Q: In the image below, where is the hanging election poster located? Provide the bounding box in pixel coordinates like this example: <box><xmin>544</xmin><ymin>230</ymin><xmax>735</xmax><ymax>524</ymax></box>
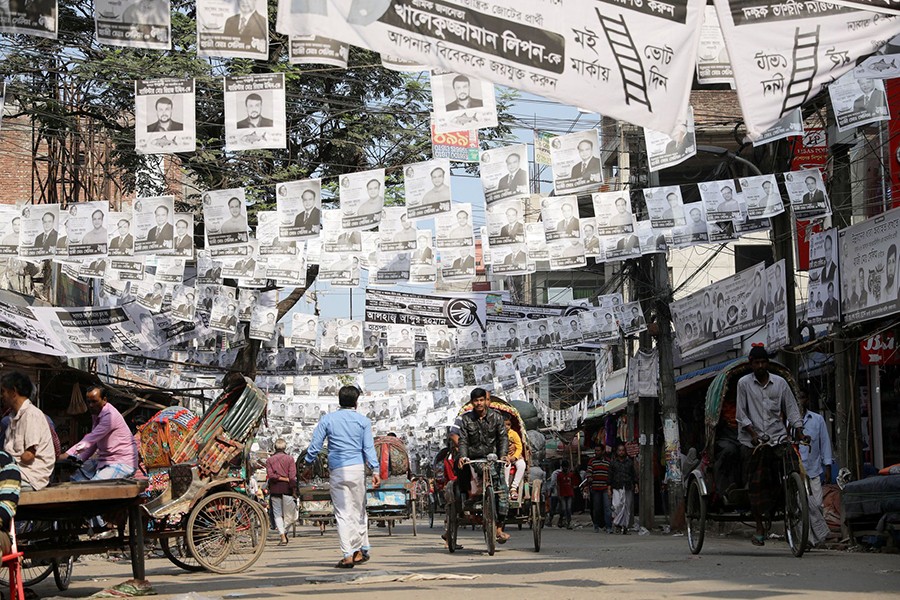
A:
<box><xmin>486</xmin><ymin>198</ymin><xmax>525</xmax><ymax>247</ymax></box>
<box><xmin>440</xmin><ymin>248</ymin><xmax>476</xmax><ymax>280</ymax></box>
<box><xmin>430</xmin><ymin>71</ymin><xmax>498</xmax><ymax>134</ymax></box>
<box><xmin>698</xmin><ymin>179</ymin><xmax>743</xmax><ymax>222</ymax></box>
<box><xmin>696</xmin><ymin>5</ymin><xmax>732</xmax><ymax>85</ymax></box>
<box><xmin>493</xmin><ymin>358</ymin><xmax>521</xmax><ymax>392</ymax></box>
<box><xmin>267</xmin><ymin>253</ymin><xmax>306</xmax><ymax>286</ymax></box>
<box><xmin>541</xmin><ymin>196</ymin><xmax>580</xmax><ymax>243</ymax></box>
<box><xmin>289</xmin><ymin>35</ymin><xmax>349</xmax><ymax>67</ymax></box>
<box><xmin>593</xmin><ymin>191</ymin><xmax>635</xmax><ymax>235</ymax></box>
<box><xmin>839</xmin><ymin>206</ymin><xmax>900</xmax><ymax>324</ymax></box>
<box><xmin>636</xmin><ymin>220</ymin><xmax>666</xmax><ymax>255</ymax></box>
<box><xmin>554</xmin><ymin>314</ymin><xmax>584</xmax><ymax>347</ymax></box>
<box><xmin>550</xmin><ymin>130</ymin><xmax>603</xmax><ymax>195</ymax></box>
<box><xmin>548</xmin><ymin>238</ymin><xmax>586</xmax><ymax>271</ymax></box>
<box><xmin>322</xmin><ymin>210</ymin><xmax>360</xmax><ymax>253</ymax></box>
<box><xmin>807</xmin><ymin>228</ymin><xmax>841</xmax><ymax>325</ymax></box>
<box><xmin>237</xmin><ymin>288</ymin><xmax>259</xmax><ymax>322</ymax></box>
<box><xmin>829</xmin><ymin>70</ymin><xmax>890</xmax><ymax>133</ymax></box>
<box><xmin>196</xmin><ymin>251</ymin><xmax>223</xmax><ymax>284</ymax></box>
<box><xmin>491</xmin><ymin>244</ymin><xmax>530</xmax><ymax>275</ymax></box>
<box><xmin>480</xmin><ymin>144</ymin><xmax>529</xmax><ymax>205</ymax></box>
<box><xmin>107</xmin><ymin>211</ymin><xmax>133</xmax><ymax>257</ymax></box>
<box><xmin>133</xmin><ymin>196</ymin><xmax>175</xmax><ymax>254</ymax></box>
<box><xmin>0</xmin><ymin>206</ymin><xmax>20</xmax><ymax>257</ymax></box>
<box><xmin>170</xmin><ymin>285</ymin><xmax>196</xmax><ymax>323</ymax></box>
<box><xmin>365</xmin><ymin>288</ymin><xmax>486</xmax><ymax>331</ymax></box>
<box><xmin>172</xmin><ymin>213</ymin><xmax>194</xmax><ymax>258</ymax></box>
<box><xmin>751</xmin><ymin>109</ymin><xmax>803</xmax><ymax>147</ymax></box>
<box><xmin>435</xmin><ymin>204</ymin><xmax>474</xmax><ymax>249</ymax></box>
<box><xmin>135</xmin><ymin>275</ymin><xmax>165</xmax><ymax>312</ymax></box>
<box><xmin>672</xmin><ymin>262</ymin><xmax>767</xmax><ymax>356</ymax></box>
<box><xmin>209</xmin><ymin>285</ymin><xmax>238</xmax><ymax>333</ymax></box>
<box><xmin>372</xmin><ymin>251</ymin><xmax>411</xmax><ymax>284</ymax></box>
<box><xmin>581</xmin><ymin>219</ymin><xmax>603</xmax><ymax>258</ymax></box>
<box><xmin>431</xmin><ymin>121</ymin><xmax>479</xmax><ymax>163</ymax></box>
<box><xmin>19</xmin><ymin>204</ymin><xmax>59</xmax><ymax>260</ymax></box>
<box><xmin>202</xmin><ymin>189</ymin><xmax>249</xmax><ymax>251</ymax></box>
<box><xmin>0</xmin><ymin>0</ymin><xmax>56</xmax><ymax>38</ymax></box>
<box><xmin>672</xmin><ymin>202</ymin><xmax>708</xmax><ymax>246</ymax></box>
<box><xmin>249</xmin><ymin>290</ymin><xmax>279</xmax><ymax>341</ymax></box>
<box><xmin>257</xmin><ymin>211</ymin><xmax>296</xmax><ymax>258</ymax></box>
<box><xmin>135</xmin><ymin>78</ymin><xmax>196</xmax><ymax>154</ymax></box>
<box><xmin>783</xmin><ymin>169</ymin><xmax>831</xmax><ymax>220</ymax></box>
<box><xmin>712</xmin><ymin>0</ymin><xmax>899</xmax><ymax>140</ymax></box>
<box><xmin>644</xmin><ymin>186</ymin><xmax>686</xmax><ymax>229</ymax></box>
<box><xmin>386</xmin><ymin>325</ymin><xmax>415</xmax><ymax>362</ymax></box>
<box><xmin>404</xmin><ymin>158</ymin><xmax>453</xmax><ymax>220</ymax></box>
<box><xmin>291</xmin><ymin>314</ymin><xmax>319</xmax><ymax>350</ymax></box>
<box><xmin>380</xmin><ymin>54</ymin><xmax>429</xmax><ymax>72</ymax></box>
<box><xmin>223</xmin><ymin>73</ymin><xmax>286</xmax><ymax>151</ymax></box>
<box><xmin>534</xmin><ymin>131</ymin><xmax>554</xmax><ymax>166</ymax></box>
<box><xmin>277</xmin><ymin>179</ymin><xmax>321</xmax><ymax>240</ymax></box>
<box><xmin>644</xmin><ymin>106</ymin><xmax>697</xmax><ymax>172</ymax></box>
<box><xmin>707</xmin><ymin>220</ymin><xmax>738</xmax><ymax>243</ymax></box>
<box><xmin>766</xmin><ymin>259</ymin><xmax>789</xmax><ymax>349</ymax></box>
<box><xmin>602</xmin><ymin>230</ymin><xmax>641</xmax><ymax>261</ymax></box>
<box><xmin>155</xmin><ymin>256</ymin><xmax>185</xmax><ymax>284</ymax></box>
<box><xmin>525</xmin><ymin>222</ymin><xmax>549</xmax><ymax>262</ymax></box>
<box><xmin>620</xmin><ymin>301</ymin><xmax>648</xmax><ymax>337</ymax></box>
<box><xmin>426</xmin><ymin>325</ymin><xmax>454</xmax><ymax>360</ymax></box>
<box><xmin>380</xmin><ymin>207</ymin><xmax>417</xmax><ymax>252</ymax></box>
<box><xmin>94</xmin><ymin>0</ymin><xmax>170</xmax><ymax>49</ymax></box>
<box><xmin>110</xmin><ymin>255</ymin><xmax>144</xmax><ymax>282</ymax></box>
<box><xmin>739</xmin><ymin>174</ymin><xmax>784</xmax><ymax>219</ymax></box>
<box><xmin>339</xmin><ymin>168</ymin><xmax>385</xmax><ymax>231</ymax></box>
<box><xmin>275</xmin><ymin>0</ymin><xmax>706</xmax><ymax>136</ymax></box>
<box><xmin>197</xmin><ymin>0</ymin><xmax>268</xmax><ymax>60</ymax></box>
<box><xmin>319</xmin><ymin>252</ymin><xmax>360</xmax><ymax>287</ymax></box>
<box><xmin>457</xmin><ymin>326</ymin><xmax>483</xmax><ymax>359</ymax></box>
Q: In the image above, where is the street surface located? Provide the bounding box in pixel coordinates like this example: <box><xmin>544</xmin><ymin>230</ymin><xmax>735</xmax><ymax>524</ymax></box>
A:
<box><xmin>36</xmin><ymin>520</ymin><xmax>899</xmax><ymax>600</ymax></box>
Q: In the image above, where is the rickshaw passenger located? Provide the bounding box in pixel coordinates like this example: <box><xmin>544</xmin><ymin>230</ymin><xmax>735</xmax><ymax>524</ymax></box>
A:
<box><xmin>714</xmin><ymin>393</ymin><xmax>743</xmax><ymax>496</ymax></box>
<box><xmin>736</xmin><ymin>345</ymin><xmax>805</xmax><ymax>547</ymax></box>
<box><xmin>457</xmin><ymin>388</ymin><xmax>511</xmax><ymax>544</ymax></box>
<box><xmin>503</xmin><ymin>416</ymin><xmax>526</xmax><ymax>501</ymax></box>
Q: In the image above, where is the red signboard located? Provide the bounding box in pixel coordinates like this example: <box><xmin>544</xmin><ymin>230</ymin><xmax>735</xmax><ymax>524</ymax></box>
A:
<box><xmin>888</xmin><ymin>79</ymin><xmax>900</xmax><ymax>209</ymax></box>
<box><xmin>860</xmin><ymin>331</ymin><xmax>900</xmax><ymax>365</ymax></box>
<box><xmin>790</xmin><ymin>129</ymin><xmax>828</xmax><ymax>271</ymax></box>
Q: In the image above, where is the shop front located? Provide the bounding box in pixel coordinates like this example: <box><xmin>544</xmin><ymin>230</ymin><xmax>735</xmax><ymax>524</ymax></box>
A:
<box><xmin>859</xmin><ymin>329</ymin><xmax>900</xmax><ymax>470</ymax></box>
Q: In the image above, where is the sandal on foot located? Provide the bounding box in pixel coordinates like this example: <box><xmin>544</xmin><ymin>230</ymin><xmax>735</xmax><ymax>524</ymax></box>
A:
<box><xmin>353</xmin><ymin>551</ymin><xmax>370</xmax><ymax>564</ymax></box>
<box><xmin>335</xmin><ymin>559</ymin><xmax>355</xmax><ymax>568</ymax></box>
<box><xmin>496</xmin><ymin>532</ymin><xmax>510</xmax><ymax>544</ymax></box>
<box><xmin>751</xmin><ymin>535</ymin><xmax>765</xmax><ymax>546</ymax></box>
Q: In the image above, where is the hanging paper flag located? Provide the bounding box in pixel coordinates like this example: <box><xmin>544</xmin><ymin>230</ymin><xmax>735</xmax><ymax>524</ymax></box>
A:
<box><xmin>828</xmin><ymin>70</ymin><xmax>890</xmax><ymax>133</ymax></box>
<box><xmin>696</xmin><ymin>5</ymin><xmax>733</xmax><ymax>85</ymax></box>
<box><xmin>430</xmin><ymin>71</ymin><xmax>498</xmax><ymax>134</ymax></box>
<box><xmin>172</xmin><ymin>213</ymin><xmax>194</xmax><ymax>258</ymax></box>
<box><xmin>644</xmin><ymin>106</ymin><xmax>697</xmax><ymax>172</ymax></box>
<box><xmin>480</xmin><ymin>144</ymin><xmax>529</xmax><ymax>205</ymax></box>
<box><xmin>197</xmin><ymin>0</ymin><xmax>269</xmax><ymax>60</ymax></box>
<box><xmin>133</xmin><ymin>196</ymin><xmax>175</xmax><ymax>254</ymax></box>
<box><xmin>550</xmin><ymin>130</ymin><xmax>603</xmax><ymax>195</ymax></box>
<box><xmin>339</xmin><ymin>168</ymin><xmax>386</xmax><ymax>231</ymax></box>
<box><xmin>277</xmin><ymin>179</ymin><xmax>322</xmax><ymax>240</ymax></box>
<box><xmin>713</xmin><ymin>0</ymin><xmax>899</xmax><ymax>140</ymax></box>
<box><xmin>289</xmin><ymin>35</ymin><xmax>349</xmax><ymax>67</ymax></box>
<box><xmin>0</xmin><ymin>0</ymin><xmax>57</xmax><ymax>38</ymax></box>
<box><xmin>95</xmin><ymin>0</ymin><xmax>171</xmax><ymax>49</ymax></box>
<box><xmin>202</xmin><ymin>188</ymin><xmax>250</xmax><ymax>251</ymax></box>
<box><xmin>135</xmin><ymin>78</ymin><xmax>196</xmax><ymax>155</ymax></box>
<box><xmin>19</xmin><ymin>204</ymin><xmax>60</xmax><ymax>260</ymax></box>
<box><xmin>224</xmin><ymin>73</ymin><xmax>286</xmax><ymax>151</ymax></box>
<box><xmin>404</xmin><ymin>158</ymin><xmax>452</xmax><ymax>220</ymax></box>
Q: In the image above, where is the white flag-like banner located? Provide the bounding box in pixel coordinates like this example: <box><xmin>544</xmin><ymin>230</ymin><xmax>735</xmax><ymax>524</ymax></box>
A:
<box><xmin>713</xmin><ymin>0</ymin><xmax>900</xmax><ymax>140</ymax></box>
<box><xmin>276</xmin><ymin>0</ymin><xmax>706</xmax><ymax>135</ymax></box>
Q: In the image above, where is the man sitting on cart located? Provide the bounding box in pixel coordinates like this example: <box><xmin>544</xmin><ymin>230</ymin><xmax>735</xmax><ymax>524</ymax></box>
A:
<box><xmin>457</xmin><ymin>388</ymin><xmax>511</xmax><ymax>544</ymax></box>
<box><xmin>736</xmin><ymin>344</ymin><xmax>805</xmax><ymax>547</ymax></box>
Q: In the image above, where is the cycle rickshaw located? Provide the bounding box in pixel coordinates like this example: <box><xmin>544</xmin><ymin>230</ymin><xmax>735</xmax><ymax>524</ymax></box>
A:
<box><xmin>444</xmin><ymin>396</ymin><xmax>543</xmax><ymax>555</ymax></box>
<box><xmin>683</xmin><ymin>359</ymin><xmax>811</xmax><ymax>557</ymax></box>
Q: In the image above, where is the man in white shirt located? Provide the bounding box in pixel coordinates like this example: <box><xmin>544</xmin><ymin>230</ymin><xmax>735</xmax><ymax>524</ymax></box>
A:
<box><xmin>1</xmin><ymin>372</ymin><xmax>54</xmax><ymax>490</ymax></box>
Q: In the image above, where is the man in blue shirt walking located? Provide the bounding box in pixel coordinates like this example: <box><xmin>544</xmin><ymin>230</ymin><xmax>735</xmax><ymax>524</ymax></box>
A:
<box><xmin>798</xmin><ymin>389</ymin><xmax>833</xmax><ymax>547</ymax></box>
<box><xmin>304</xmin><ymin>386</ymin><xmax>381</xmax><ymax>568</ymax></box>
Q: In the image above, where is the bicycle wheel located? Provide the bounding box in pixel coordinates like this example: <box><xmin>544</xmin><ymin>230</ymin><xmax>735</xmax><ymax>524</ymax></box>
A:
<box><xmin>186</xmin><ymin>491</ymin><xmax>267</xmax><ymax>574</ymax></box>
<box><xmin>0</xmin><ymin>522</ymin><xmax>53</xmax><ymax>587</ymax></box>
<box><xmin>531</xmin><ymin>480</ymin><xmax>542</xmax><ymax>552</ymax></box>
<box><xmin>483</xmin><ymin>484</ymin><xmax>496</xmax><ymax>556</ymax></box>
<box><xmin>428</xmin><ymin>491</ymin><xmax>436</xmax><ymax>529</ymax></box>
<box><xmin>686</xmin><ymin>478</ymin><xmax>706</xmax><ymax>555</ymax></box>
<box><xmin>784</xmin><ymin>472</ymin><xmax>809</xmax><ymax>557</ymax></box>
<box><xmin>161</xmin><ymin>534</ymin><xmax>204</xmax><ymax>572</ymax></box>
<box><xmin>52</xmin><ymin>555</ymin><xmax>74</xmax><ymax>590</ymax></box>
<box><xmin>446</xmin><ymin>483</ymin><xmax>459</xmax><ymax>554</ymax></box>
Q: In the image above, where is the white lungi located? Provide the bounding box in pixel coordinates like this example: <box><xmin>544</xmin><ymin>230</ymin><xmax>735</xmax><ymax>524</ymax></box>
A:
<box><xmin>612</xmin><ymin>488</ymin><xmax>633</xmax><ymax>528</ymax></box>
<box><xmin>807</xmin><ymin>476</ymin><xmax>830</xmax><ymax>545</ymax></box>
<box><xmin>330</xmin><ymin>463</ymin><xmax>369</xmax><ymax>558</ymax></box>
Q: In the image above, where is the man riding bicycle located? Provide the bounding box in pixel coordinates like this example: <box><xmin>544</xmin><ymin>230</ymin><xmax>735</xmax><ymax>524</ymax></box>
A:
<box><xmin>456</xmin><ymin>388</ymin><xmax>511</xmax><ymax>544</ymax></box>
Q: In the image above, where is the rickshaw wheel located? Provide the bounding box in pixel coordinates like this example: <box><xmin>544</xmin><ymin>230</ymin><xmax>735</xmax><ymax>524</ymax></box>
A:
<box><xmin>161</xmin><ymin>534</ymin><xmax>204</xmax><ymax>572</ymax></box>
<box><xmin>186</xmin><ymin>491</ymin><xmax>267</xmax><ymax>574</ymax></box>
<box><xmin>483</xmin><ymin>483</ymin><xmax>496</xmax><ymax>556</ymax></box>
<box><xmin>686</xmin><ymin>478</ymin><xmax>706</xmax><ymax>555</ymax></box>
<box><xmin>446</xmin><ymin>483</ymin><xmax>459</xmax><ymax>554</ymax></box>
<box><xmin>52</xmin><ymin>555</ymin><xmax>74</xmax><ymax>590</ymax></box>
<box><xmin>531</xmin><ymin>501</ymin><xmax>542</xmax><ymax>552</ymax></box>
<box><xmin>784</xmin><ymin>472</ymin><xmax>809</xmax><ymax>557</ymax></box>
<box><xmin>428</xmin><ymin>492</ymin><xmax>436</xmax><ymax>529</ymax></box>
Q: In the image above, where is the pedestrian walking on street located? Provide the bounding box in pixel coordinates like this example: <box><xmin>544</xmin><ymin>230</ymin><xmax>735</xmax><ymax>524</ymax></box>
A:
<box><xmin>609</xmin><ymin>442</ymin><xmax>638</xmax><ymax>534</ymax></box>
<box><xmin>547</xmin><ymin>463</ymin><xmax>562</xmax><ymax>526</ymax></box>
<box><xmin>556</xmin><ymin>460</ymin><xmax>576</xmax><ymax>529</ymax></box>
<box><xmin>265</xmin><ymin>437</ymin><xmax>297</xmax><ymax>546</ymax></box>
<box><xmin>798</xmin><ymin>389</ymin><xmax>833</xmax><ymax>547</ymax></box>
<box><xmin>303</xmin><ymin>385</ymin><xmax>381</xmax><ymax>568</ymax></box>
<box><xmin>587</xmin><ymin>445</ymin><xmax>612</xmax><ymax>532</ymax></box>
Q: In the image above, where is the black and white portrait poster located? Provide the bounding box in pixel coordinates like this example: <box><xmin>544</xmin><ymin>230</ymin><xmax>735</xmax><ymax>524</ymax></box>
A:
<box><xmin>707</xmin><ymin>219</ymin><xmax>737</xmax><ymax>244</ymax></box>
<box><xmin>486</xmin><ymin>198</ymin><xmax>525</xmax><ymax>247</ymax></box>
<box><xmin>593</xmin><ymin>192</ymin><xmax>635</xmax><ymax>235</ymax></box>
<box><xmin>698</xmin><ymin>179</ymin><xmax>743</xmax><ymax>222</ymax></box>
<box><xmin>289</xmin><ymin>35</ymin><xmax>349</xmax><ymax>67</ymax></box>
<box><xmin>133</xmin><ymin>195</ymin><xmax>175</xmax><ymax>254</ymax></box>
<box><xmin>602</xmin><ymin>229</ymin><xmax>641</xmax><ymax>261</ymax></box>
<box><xmin>237</xmin><ymin>288</ymin><xmax>259</xmax><ymax>322</ymax></box>
<box><xmin>445</xmin><ymin>365</ymin><xmax>465</xmax><ymax>387</ymax></box>
<box><xmin>418</xmin><ymin>366</ymin><xmax>441</xmax><ymax>391</ymax></box>
<box><xmin>751</xmin><ymin>109</ymin><xmax>803</xmax><ymax>147</ymax></box>
<box><xmin>404</xmin><ymin>158</ymin><xmax>452</xmax><ymax>220</ymax></box>
<box><xmin>839</xmin><ymin>206</ymin><xmax>900</xmax><ymax>324</ymax></box>
<box><xmin>196</xmin><ymin>251</ymin><xmax>223</xmax><ymax>284</ymax></box>
<box><xmin>765</xmin><ymin>259</ymin><xmax>789</xmax><ymax>350</ymax></box>
<box><xmin>426</xmin><ymin>325</ymin><xmax>454</xmax><ymax>360</ymax></box>
<box><xmin>170</xmin><ymin>284</ymin><xmax>196</xmax><ymax>323</ymax></box>
<box><xmin>0</xmin><ymin>0</ymin><xmax>56</xmax><ymax>38</ymax></box>
<box><xmin>221</xmin><ymin>243</ymin><xmax>257</xmax><ymax>279</ymax></box>
<box><xmin>644</xmin><ymin>106</ymin><xmax>696</xmax><ymax>172</ymax></box>
<box><xmin>267</xmin><ymin>253</ymin><xmax>306</xmax><ymax>286</ymax></box>
<box><xmin>829</xmin><ymin>70</ymin><xmax>889</xmax><ymax>133</ymax></box>
<box><xmin>387</xmin><ymin>371</ymin><xmax>409</xmax><ymax>395</ymax></box>
<box><xmin>64</xmin><ymin>202</ymin><xmax>108</xmax><ymax>258</ymax></box>
<box><xmin>321</xmin><ymin>210</ymin><xmax>361</xmax><ymax>253</ymax></box>
<box><xmin>339</xmin><ymin>168</ymin><xmax>385</xmax><ymax>231</ymax></box>
<box><xmin>480</xmin><ymin>144</ymin><xmax>529</xmax><ymax>205</ymax></box>
<box><xmin>134</xmin><ymin>78</ymin><xmax>196</xmax><ymax>154</ymax></box>
<box><xmin>620</xmin><ymin>301</ymin><xmax>647</xmax><ymax>336</ymax></box>
<box><xmin>135</xmin><ymin>275</ymin><xmax>165</xmax><ymax>313</ymax></box>
<box><xmin>739</xmin><ymin>174</ymin><xmax>784</xmax><ymax>219</ymax></box>
<box><xmin>319</xmin><ymin>252</ymin><xmax>360</xmax><ymax>287</ymax></box>
<box><xmin>525</xmin><ymin>222</ymin><xmax>549</xmax><ymax>263</ymax></box>
<box><xmin>440</xmin><ymin>248</ymin><xmax>476</xmax><ymax>281</ymax></box>
<box><xmin>410</xmin><ymin>232</ymin><xmax>436</xmax><ymax>284</ymax></box>
<box><xmin>257</xmin><ymin>211</ymin><xmax>296</xmax><ymax>258</ymax></box>
<box><xmin>696</xmin><ymin>5</ymin><xmax>732</xmax><ymax>85</ymax></box>
<box><xmin>202</xmin><ymin>188</ymin><xmax>249</xmax><ymax>250</ymax></box>
<box><xmin>457</xmin><ymin>326</ymin><xmax>483</xmax><ymax>359</ymax></box>
<box><xmin>672</xmin><ymin>202</ymin><xmax>709</xmax><ymax>246</ymax></box>
<box><xmin>106</xmin><ymin>211</ymin><xmax>133</xmax><ymax>257</ymax></box>
<box><xmin>291</xmin><ymin>313</ymin><xmax>318</xmax><ymax>350</ymax></box>
<box><xmin>548</xmin><ymin>237</ymin><xmax>586</xmax><ymax>271</ymax></box>
<box><xmin>485</xmin><ymin>322</ymin><xmax>507</xmax><ymax>355</ymax></box>
<box><xmin>491</xmin><ymin>244</ymin><xmax>531</xmax><ymax>275</ymax></box>
<box><xmin>430</xmin><ymin>71</ymin><xmax>498</xmax><ymax>134</ymax></box>
<box><xmin>277</xmin><ymin>179</ymin><xmax>321</xmax><ymax>240</ymax></box>
<box><xmin>223</xmin><ymin>73</ymin><xmax>286</xmax><ymax>151</ymax></box>
<box><xmin>581</xmin><ymin>219</ymin><xmax>603</xmax><ymax>259</ymax></box>
<box><xmin>379</xmin><ymin>207</ymin><xmax>417</xmax><ymax>252</ymax></box>
<box><xmin>94</xmin><ymin>0</ymin><xmax>171</xmax><ymax>49</ymax></box>
<box><xmin>435</xmin><ymin>204</ymin><xmax>474</xmax><ymax>249</ymax></box>
<box><xmin>473</xmin><ymin>363</ymin><xmax>493</xmax><ymax>389</ymax></box>
<box><xmin>19</xmin><ymin>204</ymin><xmax>60</xmax><ymax>259</ymax></box>
<box><xmin>171</xmin><ymin>213</ymin><xmax>194</xmax><ymax>258</ymax></box>
<box><xmin>550</xmin><ymin>130</ymin><xmax>603</xmax><ymax>195</ymax></box>
<box><xmin>372</xmin><ymin>251</ymin><xmax>410</xmax><ymax>285</ymax></box>
<box><xmin>644</xmin><ymin>186</ymin><xmax>686</xmax><ymax>228</ymax></box>
<box><xmin>155</xmin><ymin>255</ymin><xmax>185</xmax><ymax>284</ymax></box>
<box><xmin>0</xmin><ymin>206</ymin><xmax>20</xmax><ymax>257</ymax></box>
<box><xmin>249</xmin><ymin>291</ymin><xmax>278</xmax><ymax>342</ymax></box>
<box><xmin>386</xmin><ymin>324</ymin><xmax>415</xmax><ymax>362</ymax></box>
<box><xmin>554</xmin><ymin>314</ymin><xmax>584</xmax><ymax>347</ymax></box>
<box><xmin>636</xmin><ymin>220</ymin><xmax>665</xmax><ymax>255</ymax></box>
<box><xmin>208</xmin><ymin>285</ymin><xmax>238</xmax><ymax>333</ymax></box>
<box><xmin>783</xmin><ymin>169</ymin><xmax>830</xmax><ymax>220</ymax></box>
<box><xmin>197</xmin><ymin>0</ymin><xmax>269</xmax><ymax>60</ymax></box>
<box><xmin>807</xmin><ymin>228</ymin><xmax>841</xmax><ymax>325</ymax></box>
<box><xmin>493</xmin><ymin>357</ymin><xmax>520</xmax><ymax>392</ymax></box>
<box><xmin>541</xmin><ymin>196</ymin><xmax>580</xmax><ymax>243</ymax></box>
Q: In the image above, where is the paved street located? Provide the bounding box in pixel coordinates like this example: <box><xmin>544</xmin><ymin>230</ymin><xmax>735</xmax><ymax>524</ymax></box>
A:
<box><xmin>33</xmin><ymin>520</ymin><xmax>900</xmax><ymax>600</ymax></box>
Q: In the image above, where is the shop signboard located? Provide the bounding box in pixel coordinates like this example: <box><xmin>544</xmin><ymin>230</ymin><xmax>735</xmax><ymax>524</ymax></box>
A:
<box><xmin>859</xmin><ymin>331</ymin><xmax>900</xmax><ymax>366</ymax></box>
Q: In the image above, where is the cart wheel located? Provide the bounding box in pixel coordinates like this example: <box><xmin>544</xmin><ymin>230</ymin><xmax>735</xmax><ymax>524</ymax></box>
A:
<box><xmin>52</xmin><ymin>554</ymin><xmax>74</xmax><ymax>591</ymax></box>
<box><xmin>785</xmin><ymin>472</ymin><xmax>809</xmax><ymax>558</ymax></box>
<box><xmin>446</xmin><ymin>483</ymin><xmax>459</xmax><ymax>554</ymax></box>
<box><xmin>531</xmin><ymin>501</ymin><xmax>542</xmax><ymax>552</ymax></box>
<box><xmin>686</xmin><ymin>478</ymin><xmax>707</xmax><ymax>555</ymax></box>
<box><xmin>186</xmin><ymin>491</ymin><xmax>267</xmax><ymax>574</ymax></box>
<box><xmin>412</xmin><ymin>497</ymin><xmax>418</xmax><ymax>537</ymax></box>
<box><xmin>428</xmin><ymin>492</ymin><xmax>436</xmax><ymax>529</ymax></box>
<box><xmin>0</xmin><ymin>521</ymin><xmax>54</xmax><ymax>588</ymax></box>
<box><xmin>483</xmin><ymin>483</ymin><xmax>496</xmax><ymax>556</ymax></box>
<box><xmin>161</xmin><ymin>534</ymin><xmax>204</xmax><ymax>572</ymax></box>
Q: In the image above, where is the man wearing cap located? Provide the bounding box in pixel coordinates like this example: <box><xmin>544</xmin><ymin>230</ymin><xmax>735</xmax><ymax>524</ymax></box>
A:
<box><xmin>736</xmin><ymin>345</ymin><xmax>805</xmax><ymax>547</ymax></box>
